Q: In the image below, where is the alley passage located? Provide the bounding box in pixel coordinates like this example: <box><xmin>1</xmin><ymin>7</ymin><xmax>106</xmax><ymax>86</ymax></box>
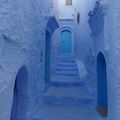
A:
<box><xmin>38</xmin><ymin>54</ymin><xmax>107</xmax><ymax>120</ymax></box>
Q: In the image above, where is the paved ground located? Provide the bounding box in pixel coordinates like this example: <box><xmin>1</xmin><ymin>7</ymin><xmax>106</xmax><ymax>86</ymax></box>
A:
<box><xmin>39</xmin><ymin>104</ymin><xmax>107</xmax><ymax>120</ymax></box>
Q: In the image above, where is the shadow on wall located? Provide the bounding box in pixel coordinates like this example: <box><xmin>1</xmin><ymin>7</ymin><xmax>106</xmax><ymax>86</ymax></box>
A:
<box><xmin>96</xmin><ymin>52</ymin><xmax>108</xmax><ymax>117</ymax></box>
<box><xmin>11</xmin><ymin>65</ymin><xmax>29</xmax><ymax>120</ymax></box>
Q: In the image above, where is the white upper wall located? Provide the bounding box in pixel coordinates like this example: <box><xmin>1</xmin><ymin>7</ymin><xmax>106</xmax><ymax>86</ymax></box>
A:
<box><xmin>54</xmin><ymin>0</ymin><xmax>96</xmax><ymax>20</ymax></box>
<box><xmin>58</xmin><ymin>0</ymin><xmax>77</xmax><ymax>19</ymax></box>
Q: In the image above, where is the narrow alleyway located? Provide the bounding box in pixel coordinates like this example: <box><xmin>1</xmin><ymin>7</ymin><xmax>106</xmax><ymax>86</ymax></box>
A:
<box><xmin>39</xmin><ymin>53</ymin><xmax>107</xmax><ymax>120</ymax></box>
<box><xmin>38</xmin><ymin>75</ymin><xmax>107</xmax><ymax>120</ymax></box>
<box><xmin>1</xmin><ymin>0</ymin><xmax>119</xmax><ymax>120</ymax></box>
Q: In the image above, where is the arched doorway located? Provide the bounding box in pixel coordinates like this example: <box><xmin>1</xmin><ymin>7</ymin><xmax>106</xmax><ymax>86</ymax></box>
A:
<box><xmin>60</xmin><ymin>30</ymin><xmax>72</xmax><ymax>53</ymax></box>
<box><xmin>45</xmin><ymin>30</ymin><xmax>51</xmax><ymax>83</ymax></box>
<box><xmin>44</xmin><ymin>17</ymin><xmax>59</xmax><ymax>83</ymax></box>
<box><xmin>11</xmin><ymin>66</ymin><xmax>28</xmax><ymax>120</ymax></box>
<box><xmin>96</xmin><ymin>52</ymin><xmax>108</xmax><ymax>117</ymax></box>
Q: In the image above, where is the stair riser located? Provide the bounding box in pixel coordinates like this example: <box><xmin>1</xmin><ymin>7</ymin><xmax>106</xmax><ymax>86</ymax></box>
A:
<box><xmin>55</xmin><ymin>73</ymin><xmax>78</xmax><ymax>76</ymax></box>
<box><xmin>57</xmin><ymin>64</ymin><xmax>77</xmax><ymax>67</ymax></box>
<box><xmin>49</xmin><ymin>81</ymin><xmax>85</xmax><ymax>87</ymax></box>
<box><xmin>55</xmin><ymin>71</ymin><xmax>78</xmax><ymax>74</ymax></box>
<box><xmin>56</xmin><ymin>68</ymin><xmax>78</xmax><ymax>71</ymax></box>
<box><xmin>42</xmin><ymin>96</ymin><xmax>95</xmax><ymax>106</ymax></box>
<box><xmin>58</xmin><ymin>60</ymin><xmax>76</xmax><ymax>63</ymax></box>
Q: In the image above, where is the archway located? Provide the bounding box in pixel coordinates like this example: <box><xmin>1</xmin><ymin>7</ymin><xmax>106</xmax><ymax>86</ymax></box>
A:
<box><xmin>44</xmin><ymin>17</ymin><xmax>59</xmax><ymax>83</ymax></box>
<box><xmin>45</xmin><ymin>30</ymin><xmax>51</xmax><ymax>83</ymax></box>
<box><xmin>11</xmin><ymin>66</ymin><xmax>28</xmax><ymax>120</ymax></box>
<box><xmin>96</xmin><ymin>52</ymin><xmax>108</xmax><ymax>117</ymax></box>
<box><xmin>60</xmin><ymin>30</ymin><xmax>72</xmax><ymax>53</ymax></box>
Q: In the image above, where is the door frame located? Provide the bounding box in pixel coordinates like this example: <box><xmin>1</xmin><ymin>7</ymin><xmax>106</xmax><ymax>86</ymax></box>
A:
<box><xmin>59</xmin><ymin>26</ymin><xmax>74</xmax><ymax>54</ymax></box>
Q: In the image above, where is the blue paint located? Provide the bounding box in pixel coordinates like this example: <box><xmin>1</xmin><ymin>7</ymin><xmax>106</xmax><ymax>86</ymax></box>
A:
<box><xmin>11</xmin><ymin>66</ymin><xmax>28</xmax><ymax>120</ymax></box>
<box><xmin>97</xmin><ymin>52</ymin><xmax>108</xmax><ymax>108</ymax></box>
<box><xmin>44</xmin><ymin>17</ymin><xmax>59</xmax><ymax>83</ymax></box>
<box><xmin>60</xmin><ymin>30</ymin><xmax>72</xmax><ymax>53</ymax></box>
<box><xmin>45</xmin><ymin>30</ymin><xmax>51</xmax><ymax>83</ymax></box>
<box><xmin>47</xmin><ymin>17</ymin><xmax>59</xmax><ymax>34</ymax></box>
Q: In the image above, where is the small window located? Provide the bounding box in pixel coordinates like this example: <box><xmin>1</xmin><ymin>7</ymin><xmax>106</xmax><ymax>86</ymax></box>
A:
<box><xmin>66</xmin><ymin>0</ymin><xmax>72</xmax><ymax>6</ymax></box>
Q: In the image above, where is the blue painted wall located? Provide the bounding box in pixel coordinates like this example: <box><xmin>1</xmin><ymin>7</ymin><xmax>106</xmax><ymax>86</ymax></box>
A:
<box><xmin>0</xmin><ymin>0</ymin><xmax>59</xmax><ymax>120</ymax></box>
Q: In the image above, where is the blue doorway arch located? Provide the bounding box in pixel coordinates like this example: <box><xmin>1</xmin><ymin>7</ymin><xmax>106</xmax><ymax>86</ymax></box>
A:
<box><xmin>60</xmin><ymin>30</ymin><xmax>72</xmax><ymax>53</ymax></box>
<box><xmin>97</xmin><ymin>52</ymin><xmax>108</xmax><ymax>117</ymax></box>
<box><xmin>44</xmin><ymin>17</ymin><xmax>59</xmax><ymax>83</ymax></box>
<box><xmin>45</xmin><ymin>30</ymin><xmax>51</xmax><ymax>83</ymax></box>
<box><xmin>11</xmin><ymin>66</ymin><xmax>28</xmax><ymax>120</ymax></box>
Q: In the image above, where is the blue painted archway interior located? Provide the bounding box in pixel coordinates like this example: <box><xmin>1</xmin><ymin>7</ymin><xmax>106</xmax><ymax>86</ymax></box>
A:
<box><xmin>11</xmin><ymin>66</ymin><xmax>28</xmax><ymax>120</ymax></box>
<box><xmin>97</xmin><ymin>52</ymin><xmax>108</xmax><ymax>117</ymax></box>
<box><xmin>45</xmin><ymin>30</ymin><xmax>51</xmax><ymax>83</ymax></box>
<box><xmin>44</xmin><ymin>17</ymin><xmax>59</xmax><ymax>83</ymax></box>
<box><xmin>60</xmin><ymin>30</ymin><xmax>72</xmax><ymax>53</ymax></box>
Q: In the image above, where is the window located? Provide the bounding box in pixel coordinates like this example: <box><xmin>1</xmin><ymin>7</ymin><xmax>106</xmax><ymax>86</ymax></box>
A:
<box><xmin>66</xmin><ymin>0</ymin><xmax>72</xmax><ymax>6</ymax></box>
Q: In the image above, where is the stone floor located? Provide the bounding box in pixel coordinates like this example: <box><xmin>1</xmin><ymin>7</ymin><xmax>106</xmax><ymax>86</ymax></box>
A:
<box><xmin>38</xmin><ymin>83</ymin><xmax>107</xmax><ymax>120</ymax></box>
<box><xmin>38</xmin><ymin>104</ymin><xmax>107</xmax><ymax>120</ymax></box>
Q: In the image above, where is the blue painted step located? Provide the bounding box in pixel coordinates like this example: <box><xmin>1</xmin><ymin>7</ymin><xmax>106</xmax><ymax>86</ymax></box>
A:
<box><xmin>42</xmin><ymin>96</ymin><xmax>95</xmax><ymax>106</ymax></box>
<box><xmin>56</xmin><ymin>68</ymin><xmax>78</xmax><ymax>72</ymax></box>
<box><xmin>55</xmin><ymin>71</ymin><xmax>78</xmax><ymax>76</ymax></box>
<box><xmin>57</xmin><ymin>62</ymin><xmax>77</xmax><ymax>65</ymax></box>
<box><xmin>42</xmin><ymin>85</ymin><xmax>95</xmax><ymax>106</ymax></box>
<box><xmin>50</xmin><ymin>81</ymin><xmax>85</xmax><ymax>87</ymax></box>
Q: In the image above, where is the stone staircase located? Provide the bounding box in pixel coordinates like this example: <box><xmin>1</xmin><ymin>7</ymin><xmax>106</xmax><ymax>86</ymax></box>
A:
<box><xmin>55</xmin><ymin>55</ymin><xmax>78</xmax><ymax>76</ymax></box>
<box><xmin>42</xmin><ymin>55</ymin><xmax>94</xmax><ymax>106</ymax></box>
<box><xmin>51</xmin><ymin>55</ymin><xmax>80</xmax><ymax>83</ymax></box>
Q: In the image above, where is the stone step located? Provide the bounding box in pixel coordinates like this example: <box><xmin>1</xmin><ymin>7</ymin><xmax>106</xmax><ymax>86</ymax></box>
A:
<box><xmin>57</xmin><ymin>62</ymin><xmax>77</xmax><ymax>67</ymax></box>
<box><xmin>58</xmin><ymin>59</ymin><xmax>75</xmax><ymax>62</ymax></box>
<box><xmin>50</xmin><ymin>81</ymin><xmax>85</xmax><ymax>87</ymax></box>
<box><xmin>56</xmin><ymin>63</ymin><xmax>77</xmax><ymax>67</ymax></box>
<box><xmin>44</xmin><ymin>86</ymin><xmax>88</xmax><ymax>98</ymax></box>
<box><xmin>56</xmin><ymin>68</ymin><xmax>78</xmax><ymax>72</ymax></box>
<box><xmin>56</xmin><ymin>65</ymin><xmax>77</xmax><ymax>69</ymax></box>
<box><xmin>51</xmin><ymin>75</ymin><xmax>80</xmax><ymax>83</ymax></box>
<box><xmin>42</xmin><ymin>85</ymin><xmax>94</xmax><ymax>105</ymax></box>
<box><xmin>42</xmin><ymin>96</ymin><xmax>95</xmax><ymax>106</ymax></box>
<box><xmin>55</xmin><ymin>70</ymin><xmax>78</xmax><ymax>75</ymax></box>
<box><xmin>57</xmin><ymin>55</ymin><xmax>76</xmax><ymax>59</ymax></box>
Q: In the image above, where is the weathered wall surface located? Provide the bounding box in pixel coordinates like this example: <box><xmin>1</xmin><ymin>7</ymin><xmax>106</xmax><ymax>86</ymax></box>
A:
<box><xmin>106</xmin><ymin>0</ymin><xmax>120</xmax><ymax>119</ymax></box>
<box><xmin>0</xmin><ymin>0</ymin><xmax>50</xmax><ymax>120</ymax></box>
<box><xmin>90</xmin><ymin>0</ymin><xmax>120</xmax><ymax>119</ymax></box>
<box><xmin>74</xmin><ymin>0</ymin><xmax>96</xmax><ymax>99</ymax></box>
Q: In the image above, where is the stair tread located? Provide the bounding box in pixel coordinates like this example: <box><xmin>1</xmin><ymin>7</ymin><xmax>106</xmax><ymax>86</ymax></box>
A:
<box><xmin>42</xmin><ymin>86</ymin><xmax>94</xmax><ymax>105</ymax></box>
<box><xmin>56</xmin><ymin>65</ymin><xmax>78</xmax><ymax>68</ymax></box>
<box><xmin>51</xmin><ymin>75</ymin><xmax>80</xmax><ymax>83</ymax></box>
<box><xmin>44</xmin><ymin>86</ymin><xmax>89</xmax><ymax>99</ymax></box>
<box><xmin>57</xmin><ymin>62</ymin><xmax>76</xmax><ymax>65</ymax></box>
<box><xmin>54</xmin><ymin>55</ymin><xmax>79</xmax><ymax>80</ymax></box>
<box><xmin>56</xmin><ymin>70</ymin><xmax>78</xmax><ymax>73</ymax></box>
<box><xmin>55</xmin><ymin>72</ymin><xmax>78</xmax><ymax>75</ymax></box>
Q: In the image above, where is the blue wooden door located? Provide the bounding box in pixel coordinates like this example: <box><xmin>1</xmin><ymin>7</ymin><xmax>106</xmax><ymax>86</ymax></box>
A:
<box><xmin>97</xmin><ymin>53</ymin><xmax>108</xmax><ymax>109</ymax></box>
<box><xmin>60</xmin><ymin>30</ymin><xmax>72</xmax><ymax>53</ymax></box>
